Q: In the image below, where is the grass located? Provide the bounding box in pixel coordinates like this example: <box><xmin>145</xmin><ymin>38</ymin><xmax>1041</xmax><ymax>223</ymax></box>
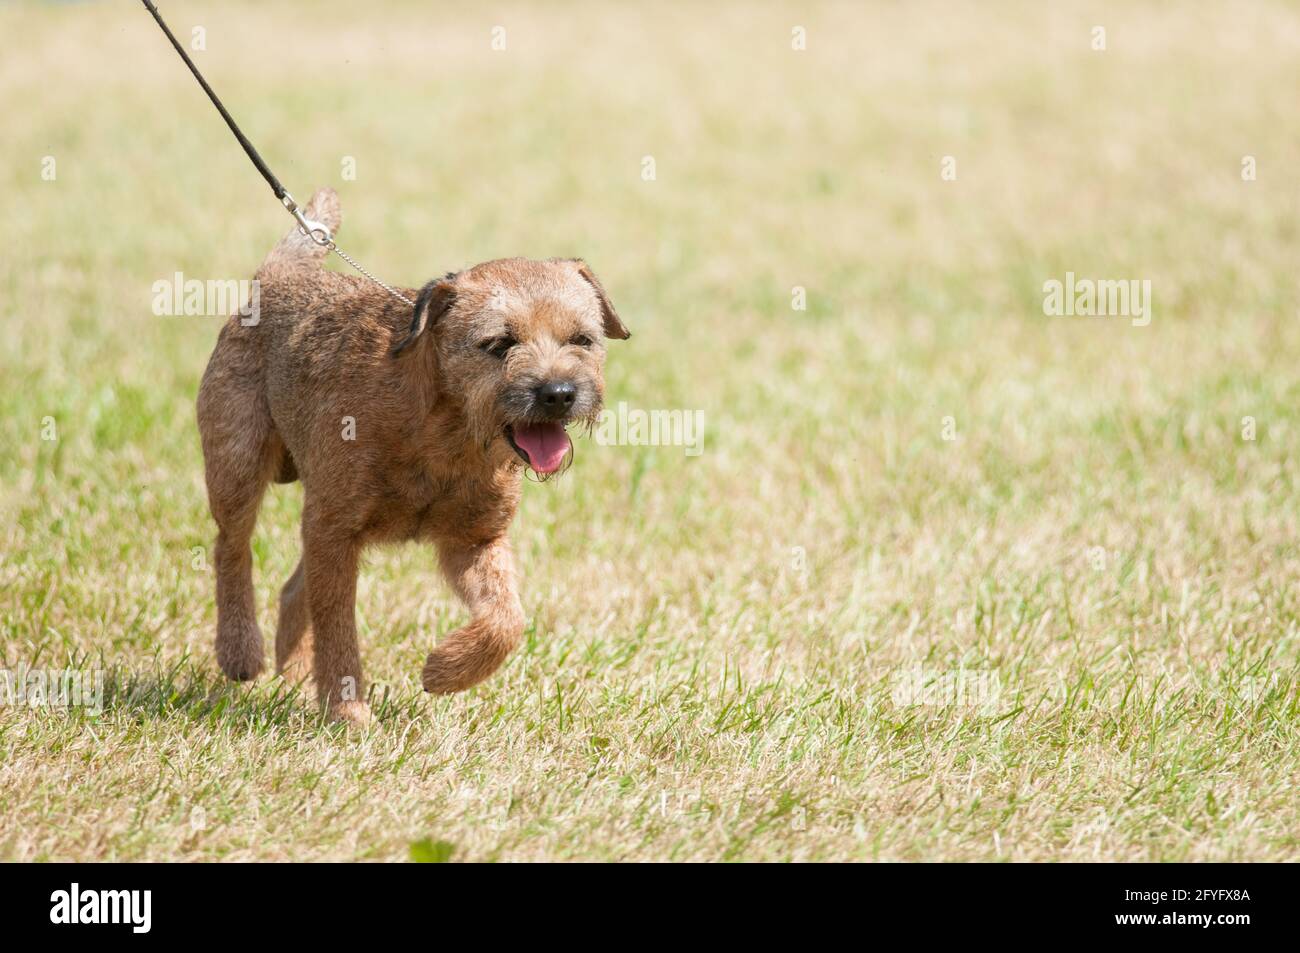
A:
<box><xmin>2</xmin><ymin>0</ymin><xmax>1299</xmax><ymax>861</ymax></box>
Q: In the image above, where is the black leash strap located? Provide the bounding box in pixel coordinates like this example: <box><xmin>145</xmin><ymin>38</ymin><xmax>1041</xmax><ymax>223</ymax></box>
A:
<box><xmin>140</xmin><ymin>0</ymin><xmax>287</xmax><ymax>203</ymax></box>
<box><xmin>138</xmin><ymin>0</ymin><xmax>415</xmax><ymax>307</ymax></box>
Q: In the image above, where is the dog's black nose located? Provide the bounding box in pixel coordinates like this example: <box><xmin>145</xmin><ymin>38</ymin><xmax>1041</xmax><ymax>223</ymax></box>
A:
<box><xmin>536</xmin><ymin>380</ymin><xmax>577</xmax><ymax>417</ymax></box>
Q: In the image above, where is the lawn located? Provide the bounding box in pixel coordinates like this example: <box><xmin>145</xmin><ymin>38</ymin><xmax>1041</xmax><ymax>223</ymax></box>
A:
<box><xmin>1</xmin><ymin>0</ymin><xmax>1298</xmax><ymax>861</ymax></box>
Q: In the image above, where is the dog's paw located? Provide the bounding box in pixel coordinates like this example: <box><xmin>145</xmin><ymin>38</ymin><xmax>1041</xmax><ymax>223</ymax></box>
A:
<box><xmin>421</xmin><ymin>619</ymin><xmax>520</xmax><ymax>695</ymax></box>
<box><xmin>216</xmin><ymin>623</ymin><xmax>266</xmax><ymax>682</ymax></box>
<box><xmin>328</xmin><ymin>700</ymin><xmax>373</xmax><ymax>727</ymax></box>
<box><xmin>421</xmin><ymin>651</ymin><xmax>465</xmax><ymax>695</ymax></box>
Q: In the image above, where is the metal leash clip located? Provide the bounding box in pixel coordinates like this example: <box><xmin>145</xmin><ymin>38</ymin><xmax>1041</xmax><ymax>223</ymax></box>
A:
<box><xmin>141</xmin><ymin>0</ymin><xmax>412</xmax><ymax>308</ymax></box>
<box><xmin>281</xmin><ymin>192</ymin><xmax>333</xmax><ymax>247</ymax></box>
<box><xmin>278</xmin><ymin>191</ymin><xmax>413</xmax><ymax>306</ymax></box>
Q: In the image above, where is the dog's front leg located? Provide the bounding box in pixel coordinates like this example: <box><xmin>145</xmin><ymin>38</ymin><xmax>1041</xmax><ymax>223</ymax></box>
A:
<box><xmin>423</xmin><ymin>536</ymin><xmax>525</xmax><ymax>694</ymax></box>
<box><xmin>303</xmin><ymin>528</ymin><xmax>369</xmax><ymax>724</ymax></box>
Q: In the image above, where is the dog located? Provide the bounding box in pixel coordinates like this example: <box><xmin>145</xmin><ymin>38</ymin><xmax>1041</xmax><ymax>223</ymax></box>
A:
<box><xmin>196</xmin><ymin>188</ymin><xmax>629</xmax><ymax>723</ymax></box>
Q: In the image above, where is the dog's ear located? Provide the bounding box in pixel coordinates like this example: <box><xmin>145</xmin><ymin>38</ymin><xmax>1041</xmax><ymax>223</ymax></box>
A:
<box><xmin>571</xmin><ymin>260</ymin><xmax>630</xmax><ymax>340</ymax></box>
<box><xmin>391</xmin><ymin>273</ymin><xmax>457</xmax><ymax>356</ymax></box>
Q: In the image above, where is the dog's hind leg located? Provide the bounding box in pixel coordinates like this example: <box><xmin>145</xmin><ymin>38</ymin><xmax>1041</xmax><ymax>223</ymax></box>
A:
<box><xmin>197</xmin><ymin>323</ymin><xmax>276</xmax><ymax>682</ymax></box>
<box><xmin>274</xmin><ymin>558</ymin><xmax>313</xmax><ymax>684</ymax></box>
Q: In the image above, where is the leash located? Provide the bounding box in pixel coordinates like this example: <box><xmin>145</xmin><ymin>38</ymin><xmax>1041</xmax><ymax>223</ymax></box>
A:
<box><xmin>138</xmin><ymin>0</ymin><xmax>414</xmax><ymax>308</ymax></box>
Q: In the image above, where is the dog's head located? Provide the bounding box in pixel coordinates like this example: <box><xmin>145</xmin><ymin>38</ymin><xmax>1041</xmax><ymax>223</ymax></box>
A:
<box><xmin>392</xmin><ymin>257</ymin><xmax>629</xmax><ymax>474</ymax></box>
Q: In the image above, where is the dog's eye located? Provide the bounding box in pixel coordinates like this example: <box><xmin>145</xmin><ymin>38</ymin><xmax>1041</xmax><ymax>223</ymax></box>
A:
<box><xmin>481</xmin><ymin>336</ymin><xmax>516</xmax><ymax>359</ymax></box>
<box><xmin>570</xmin><ymin>335</ymin><xmax>594</xmax><ymax>349</ymax></box>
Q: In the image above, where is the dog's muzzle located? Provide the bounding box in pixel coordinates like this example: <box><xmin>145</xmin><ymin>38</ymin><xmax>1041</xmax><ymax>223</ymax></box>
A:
<box><xmin>499</xmin><ymin>378</ymin><xmax>600</xmax><ymax>474</ymax></box>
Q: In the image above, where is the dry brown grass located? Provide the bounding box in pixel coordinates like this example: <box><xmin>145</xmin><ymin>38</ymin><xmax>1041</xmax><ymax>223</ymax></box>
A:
<box><xmin>1</xmin><ymin>0</ymin><xmax>1298</xmax><ymax>861</ymax></box>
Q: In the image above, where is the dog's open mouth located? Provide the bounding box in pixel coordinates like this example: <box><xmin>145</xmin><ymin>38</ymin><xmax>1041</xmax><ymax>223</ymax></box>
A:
<box><xmin>506</xmin><ymin>423</ymin><xmax>571</xmax><ymax>474</ymax></box>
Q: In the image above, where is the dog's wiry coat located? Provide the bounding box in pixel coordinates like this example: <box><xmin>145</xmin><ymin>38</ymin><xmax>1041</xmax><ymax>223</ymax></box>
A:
<box><xmin>196</xmin><ymin>188</ymin><xmax>628</xmax><ymax>723</ymax></box>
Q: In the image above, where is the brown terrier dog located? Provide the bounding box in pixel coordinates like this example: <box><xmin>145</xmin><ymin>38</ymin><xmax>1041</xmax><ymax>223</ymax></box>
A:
<box><xmin>196</xmin><ymin>188</ymin><xmax>629</xmax><ymax>723</ymax></box>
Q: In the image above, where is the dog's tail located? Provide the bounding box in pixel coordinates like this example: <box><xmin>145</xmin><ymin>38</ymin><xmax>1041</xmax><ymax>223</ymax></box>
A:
<box><xmin>258</xmin><ymin>187</ymin><xmax>342</xmax><ymax>272</ymax></box>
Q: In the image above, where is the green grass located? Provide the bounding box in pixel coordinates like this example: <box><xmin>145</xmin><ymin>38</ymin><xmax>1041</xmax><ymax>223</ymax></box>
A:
<box><xmin>2</xmin><ymin>0</ymin><xmax>1299</xmax><ymax>861</ymax></box>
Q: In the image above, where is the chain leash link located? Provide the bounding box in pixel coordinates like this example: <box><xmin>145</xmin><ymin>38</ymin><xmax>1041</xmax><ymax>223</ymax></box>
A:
<box><xmin>325</xmin><ymin>241</ymin><xmax>414</xmax><ymax>307</ymax></box>
<box><xmin>283</xmin><ymin>192</ymin><xmax>413</xmax><ymax>308</ymax></box>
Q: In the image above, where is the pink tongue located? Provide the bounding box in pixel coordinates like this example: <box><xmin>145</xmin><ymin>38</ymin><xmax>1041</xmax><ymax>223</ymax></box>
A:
<box><xmin>512</xmin><ymin>423</ymin><xmax>571</xmax><ymax>473</ymax></box>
